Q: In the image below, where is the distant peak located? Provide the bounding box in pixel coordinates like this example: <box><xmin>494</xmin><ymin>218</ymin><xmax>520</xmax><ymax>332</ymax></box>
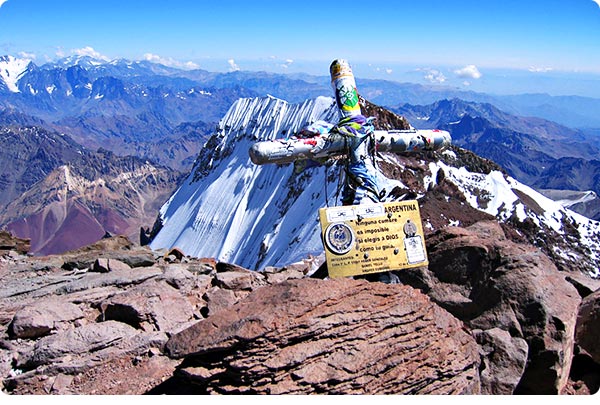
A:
<box><xmin>0</xmin><ymin>55</ymin><xmax>33</xmax><ymax>92</ymax></box>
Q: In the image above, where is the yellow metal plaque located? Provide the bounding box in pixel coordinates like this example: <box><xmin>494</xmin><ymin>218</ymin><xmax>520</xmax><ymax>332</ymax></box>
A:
<box><xmin>319</xmin><ymin>201</ymin><xmax>428</xmax><ymax>278</ymax></box>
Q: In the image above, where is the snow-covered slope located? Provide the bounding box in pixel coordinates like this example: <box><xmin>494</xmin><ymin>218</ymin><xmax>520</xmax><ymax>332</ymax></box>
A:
<box><xmin>150</xmin><ymin>96</ymin><xmax>348</xmax><ymax>269</ymax></box>
<box><xmin>151</xmin><ymin>96</ymin><xmax>600</xmax><ymax>276</ymax></box>
<box><xmin>0</xmin><ymin>55</ymin><xmax>31</xmax><ymax>93</ymax></box>
<box><xmin>426</xmin><ymin>155</ymin><xmax>600</xmax><ymax>276</ymax></box>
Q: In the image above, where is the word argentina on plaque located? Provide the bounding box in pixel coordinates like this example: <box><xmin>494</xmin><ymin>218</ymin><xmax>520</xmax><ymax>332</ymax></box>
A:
<box><xmin>319</xmin><ymin>201</ymin><xmax>428</xmax><ymax>278</ymax></box>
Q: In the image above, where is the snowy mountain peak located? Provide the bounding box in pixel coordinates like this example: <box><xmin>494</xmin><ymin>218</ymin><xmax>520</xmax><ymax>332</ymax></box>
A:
<box><xmin>217</xmin><ymin>95</ymin><xmax>338</xmax><ymax>141</ymax></box>
<box><xmin>150</xmin><ymin>95</ymin><xmax>600</xmax><ymax>276</ymax></box>
<box><xmin>428</xmin><ymin>158</ymin><xmax>600</xmax><ymax>275</ymax></box>
<box><xmin>151</xmin><ymin>96</ymin><xmax>348</xmax><ymax>269</ymax></box>
<box><xmin>52</xmin><ymin>54</ymin><xmax>110</xmax><ymax>69</ymax></box>
<box><xmin>0</xmin><ymin>55</ymin><xmax>33</xmax><ymax>92</ymax></box>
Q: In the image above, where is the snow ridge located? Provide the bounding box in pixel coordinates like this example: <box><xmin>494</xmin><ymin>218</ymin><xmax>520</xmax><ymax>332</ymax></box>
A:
<box><xmin>150</xmin><ymin>96</ymin><xmax>347</xmax><ymax>269</ymax></box>
<box><xmin>429</xmin><ymin>160</ymin><xmax>600</xmax><ymax>277</ymax></box>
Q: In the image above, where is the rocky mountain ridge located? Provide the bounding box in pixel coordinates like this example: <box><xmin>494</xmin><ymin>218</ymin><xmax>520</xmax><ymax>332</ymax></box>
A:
<box><xmin>0</xmin><ymin>89</ymin><xmax>599</xmax><ymax>395</ymax></box>
<box><xmin>0</xmin><ymin>126</ymin><xmax>184</xmax><ymax>255</ymax></box>
<box><xmin>1</xmin><ymin>220</ymin><xmax>598</xmax><ymax>395</ymax></box>
<box><xmin>150</xmin><ymin>95</ymin><xmax>600</xmax><ymax>277</ymax></box>
<box><xmin>394</xmin><ymin>98</ymin><xmax>600</xmax><ymax>220</ymax></box>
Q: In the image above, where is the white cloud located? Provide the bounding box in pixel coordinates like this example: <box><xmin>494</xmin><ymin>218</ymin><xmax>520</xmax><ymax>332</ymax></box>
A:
<box><xmin>528</xmin><ymin>66</ymin><xmax>553</xmax><ymax>73</ymax></box>
<box><xmin>280</xmin><ymin>59</ymin><xmax>294</xmax><ymax>69</ymax></box>
<box><xmin>144</xmin><ymin>53</ymin><xmax>161</xmax><ymax>63</ymax></box>
<box><xmin>372</xmin><ymin>66</ymin><xmax>394</xmax><ymax>75</ymax></box>
<box><xmin>417</xmin><ymin>68</ymin><xmax>446</xmax><ymax>83</ymax></box>
<box><xmin>454</xmin><ymin>65</ymin><xmax>482</xmax><ymax>80</ymax></box>
<box><xmin>228</xmin><ymin>58</ymin><xmax>240</xmax><ymax>72</ymax></box>
<box><xmin>143</xmin><ymin>53</ymin><xmax>199</xmax><ymax>70</ymax></box>
<box><xmin>18</xmin><ymin>51</ymin><xmax>36</xmax><ymax>60</ymax></box>
<box><xmin>183</xmin><ymin>61</ymin><xmax>199</xmax><ymax>70</ymax></box>
<box><xmin>72</xmin><ymin>46</ymin><xmax>110</xmax><ymax>61</ymax></box>
<box><xmin>0</xmin><ymin>0</ymin><xmax>8</xmax><ymax>9</ymax></box>
<box><xmin>593</xmin><ymin>0</ymin><xmax>600</xmax><ymax>8</ymax></box>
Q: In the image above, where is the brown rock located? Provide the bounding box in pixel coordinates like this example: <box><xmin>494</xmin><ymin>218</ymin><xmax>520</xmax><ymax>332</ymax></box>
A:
<box><xmin>17</xmin><ymin>320</ymin><xmax>159</xmax><ymax>370</ymax></box>
<box><xmin>262</xmin><ymin>266</ymin><xmax>306</xmax><ymax>284</ymax></box>
<box><xmin>576</xmin><ymin>289</ymin><xmax>600</xmax><ymax>364</ymax></box>
<box><xmin>105</xmin><ymin>258</ymin><xmax>131</xmax><ymax>272</ymax></box>
<box><xmin>0</xmin><ymin>230</ymin><xmax>30</xmax><ymax>255</ymax></box>
<box><xmin>165</xmin><ymin>248</ymin><xmax>185</xmax><ymax>262</ymax></box>
<box><xmin>100</xmin><ymin>280</ymin><xmax>195</xmax><ymax>333</ymax></box>
<box><xmin>160</xmin><ymin>263</ymin><xmax>196</xmax><ymax>291</ymax></box>
<box><xmin>9</xmin><ymin>299</ymin><xmax>84</xmax><ymax>339</ymax></box>
<box><xmin>92</xmin><ymin>258</ymin><xmax>131</xmax><ymax>273</ymax></box>
<box><xmin>400</xmin><ymin>220</ymin><xmax>581</xmax><ymax>394</ymax></box>
<box><xmin>566</xmin><ymin>274</ymin><xmax>600</xmax><ymax>299</ymax></box>
<box><xmin>166</xmin><ymin>278</ymin><xmax>480</xmax><ymax>395</ymax></box>
<box><xmin>49</xmin><ymin>373</ymin><xmax>74</xmax><ymax>394</ymax></box>
<box><xmin>92</xmin><ymin>258</ymin><xmax>110</xmax><ymax>273</ymax></box>
<box><xmin>61</xmin><ymin>236</ymin><xmax>156</xmax><ymax>270</ymax></box>
<box><xmin>201</xmin><ymin>287</ymin><xmax>242</xmax><ymax>317</ymax></box>
<box><xmin>192</xmin><ymin>258</ymin><xmax>217</xmax><ymax>274</ymax></box>
<box><xmin>214</xmin><ymin>269</ymin><xmax>265</xmax><ymax>291</ymax></box>
<box><xmin>474</xmin><ymin>328</ymin><xmax>528</xmax><ymax>394</ymax></box>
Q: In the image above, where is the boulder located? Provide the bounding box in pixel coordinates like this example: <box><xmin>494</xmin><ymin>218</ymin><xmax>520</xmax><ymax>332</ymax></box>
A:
<box><xmin>565</xmin><ymin>274</ymin><xmax>600</xmax><ymax>299</ymax></box>
<box><xmin>100</xmin><ymin>280</ymin><xmax>195</xmax><ymax>333</ymax></box>
<box><xmin>91</xmin><ymin>258</ymin><xmax>131</xmax><ymax>273</ymax></box>
<box><xmin>201</xmin><ymin>286</ymin><xmax>243</xmax><ymax>318</ymax></box>
<box><xmin>160</xmin><ymin>263</ymin><xmax>197</xmax><ymax>292</ymax></box>
<box><xmin>575</xmin><ymin>289</ymin><xmax>600</xmax><ymax>364</ymax></box>
<box><xmin>214</xmin><ymin>269</ymin><xmax>266</xmax><ymax>291</ymax></box>
<box><xmin>164</xmin><ymin>248</ymin><xmax>185</xmax><ymax>262</ymax></box>
<box><xmin>474</xmin><ymin>328</ymin><xmax>528</xmax><ymax>394</ymax></box>
<box><xmin>17</xmin><ymin>320</ymin><xmax>166</xmax><ymax>371</ymax></box>
<box><xmin>9</xmin><ymin>299</ymin><xmax>84</xmax><ymax>339</ymax></box>
<box><xmin>0</xmin><ymin>231</ymin><xmax>30</xmax><ymax>255</ymax></box>
<box><xmin>398</xmin><ymin>220</ymin><xmax>581</xmax><ymax>394</ymax></box>
<box><xmin>61</xmin><ymin>236</ymin><xmax>156</xmax><ymax>270</ymax></box>
<box><xmin>165</xmin><ymin>278</ymin><xmax>480</xmax><ymax>395</ymax></box>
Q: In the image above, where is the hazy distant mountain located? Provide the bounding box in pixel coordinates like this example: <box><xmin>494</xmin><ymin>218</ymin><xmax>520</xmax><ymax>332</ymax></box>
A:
<box><xmin>393</xmin><ymin>99</ymin><xmax>600</xmax><ymax>219</ymax></box>
<box><xmin>3</xmin><ymin>55</ymin><xmax>600</xmax><ymax>132</ymax></box>
<box><xmin>0</xmin><ymin>125</ymin><xmax>183</xmax><ymax>255</ymax></box>
<box><xmin>0</xmin><ymin>55</ymin><xmax>255</xmax><ymax>169</ymax></box>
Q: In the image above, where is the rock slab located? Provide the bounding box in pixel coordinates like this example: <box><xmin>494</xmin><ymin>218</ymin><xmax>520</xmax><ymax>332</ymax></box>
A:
<box><xmin>166</xmin><ymin>277</ymin><xmax>481</xmax><ymax>395</ymax></box>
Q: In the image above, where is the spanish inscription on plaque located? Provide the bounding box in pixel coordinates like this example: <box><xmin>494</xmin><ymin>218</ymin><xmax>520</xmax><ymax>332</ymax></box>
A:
<box><xmin>319</xmin><ymin>201</ymin><xmax>428</xmax><ymax>278</ymax></box>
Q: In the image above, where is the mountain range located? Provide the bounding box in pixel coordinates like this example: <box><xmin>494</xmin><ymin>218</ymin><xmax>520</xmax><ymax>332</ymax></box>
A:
<box><xmin>393</xmin><ymin>99</ymin><xmax>600</xmax><ymax>220</ymax></box>
<box><xmin>1</xmin><ymin>54</ymin><xmax>599</xmax><ymax>397</ymax></box>
<box><xmin>3</xmin><ymin>54</ymin><xmax>600</xmax><ymax>128</ymax></box>
<box><xmin>149</xmin><ymin>95</ymin><xmax>599</xmax><ymax>277</ymax></box>
<box><xmin>0</xmin><ymin>55</ymin><xmax>254</xmax><ymax>170</ymax></box>
<box><xmin>0</xmin><ymin>125</ymin><xmax>183</xmax><ymax>255</ymax></box>
<box><xmin>1</xmin><ymin>54</ymin><xmax>599</xmax><ymax>256</ymax></box>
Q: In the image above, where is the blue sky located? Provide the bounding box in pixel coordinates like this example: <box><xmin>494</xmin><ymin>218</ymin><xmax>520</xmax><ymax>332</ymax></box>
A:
<box><xmin>1</xmin><ymin>0</ymin><xmax>600</xmax><ymax>97</ymax></box>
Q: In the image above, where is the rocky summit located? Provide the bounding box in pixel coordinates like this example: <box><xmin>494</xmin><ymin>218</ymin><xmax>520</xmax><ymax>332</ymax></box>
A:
<box><xmin>0</xmin><ymin>225</ymin><xmax>598</xmax><ymax>395</ymax></box>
